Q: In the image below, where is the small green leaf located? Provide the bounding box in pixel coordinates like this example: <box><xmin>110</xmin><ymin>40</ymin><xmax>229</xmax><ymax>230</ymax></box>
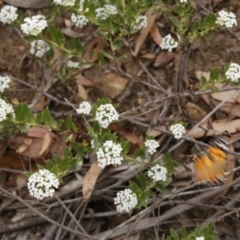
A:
<box><xmin>171</xmin><ymin>16</ymin><xmax>181</xmax><ymax>28</ymax></box>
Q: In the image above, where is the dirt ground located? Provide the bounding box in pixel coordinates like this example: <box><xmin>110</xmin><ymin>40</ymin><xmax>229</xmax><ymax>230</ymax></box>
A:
<box><xmin>1</xmin><ymin>0</ymin><xmax>240</xmax><ymax>239</ymax></box>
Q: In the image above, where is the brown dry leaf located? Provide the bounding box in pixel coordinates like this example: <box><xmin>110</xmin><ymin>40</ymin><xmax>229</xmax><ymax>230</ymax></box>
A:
<box><xmin>83</xmin><ymin>36</ymin><xmax>106</xmax><ymax>63</ymax></box>
<box><xmin>16</xmin><ymin>127</ymin><xmax>56</xmax><ymax>159</ymax></box>
<box><xmin>188</xmin><ymin>119</ymin><xmax>240</xmax><ymax>138</ymax></box>
<box><xmin>16</xmin><ymin>174</ymin><xmax>27</xmax><ymax>190</ymax></box>
<box><xmin>134</xmin><ymin>8</ymin><xmax>158</xmax><ymax>55</ymax></box>
<box><xmin>97</xmin><ymin>72</ymin><xmax>128</xmax><ymax>99</ymax></box>
<box><xmin>0</xmin><ymin>150</ymin><xmax>29</xmax><ymax>170</ymax></box>
<box><xmin>186</xmin><ymin>102</ymin><xmax>208</xmax><ymax>123</ymax></box>
<box><xmin>50</xmin><ymin>47</ymin><xmax>63</xmax><ymax>71</ymax></box>
<box><xmin>38</xmin><ymin>131</ymin><xmax>52</xmax><ymax>157</ymax></box>
<box><xmin>150</xmin><ymin>22</ymin><xmax>162</xmax><ymax>45</ymax></box>
<box><xmin>76</xmin><ymin>74</ymin><xmax>94</xmax><ymax>86</ymax></box>
<box><xmin>153</xmin><ymin>51</ymin><xmax>174</xmax><ymax>67</ymax></box>
<box><xmin>5</xmin><ymin>0</ymin><xmax>49</xmax><ymax>8</ymax></box>
<box><xmin>77</xmin><ymin>84</ymin><xmax>88</xmax><ymax>100</ymax></box>
<box><xmin>82</xmin><ymin>161</ymin><xmax>103</xmax><ymax>201</ymax></box>
<box><xmin>211</xmin><ymin>84</ymin><xmax>240</xmax><ymax>103</ymax></box>
<box><xmin>111</xmin><ymin>125</ymin><xmax>141</xmax><ymax>145</ymax></box>
<box><xmin>141</xmin><ymin>53</ymin><xmax>156</xmax><ymax>59</ymax></box>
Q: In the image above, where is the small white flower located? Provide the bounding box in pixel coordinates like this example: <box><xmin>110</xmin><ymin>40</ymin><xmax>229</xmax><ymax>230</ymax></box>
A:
<box><xmin>144</xmin><ymin>139</ymin><xmax>159</xmax><ymax>155</ymax></box>
<box><xmin>169</xmin><ymin>123</ymin><xmax>186</xmax><ymax>139</ymax></box>
<box><xmin>71</xmin><ymin>13</ymin><xmax>89</xmax><ymax>28</ymax></box>
<box><xmin>114</xmin><ymin>189</ymin><xmax>138</xmax><ymax>213</ymax></box>
<box><xmin>30</xmin><ymin>40</ymin><xmax>50</xmax><ymax>58</ymax></box>
<box><xmin>0</xmin><ymin>76</ymin><xmax>11</xmax><ymax>92</ymax></box>
<box><xmin>0</xmin><ymin>99</ymin><xmax>14</xmax><ymax>122</ymax></box>
<box><xmin>195</xmin><ymin>237</ymin><xmax>205</xmax><ymax>240</ymax></box>
<box><xmin>76</xmin><ymin>101</ymin><xmax>92</xmax><ymax>115</ymax></box>
<box><xmin>53</xmin><ymin>0</ymin><xmax>75</xmax><ymax>6</ymax></box>
<box><xmin>180</xmin><ymin>0</ymin><xmax>187</xmax><ymax>3</ymax></box>
<box><xmin>95</xmin><ymin>4</ymin><xmax>117</xmax><ymax>20</ymax></box>
<box><xmin>225</xmin><ymin>62</ymin><xmax>240</xmax><ymax>82</ymax></box>
<box><xmin>0</xmin><ymin>5</ymin><xmax>18</xmax><ymax>24</ymax></box>
<box><xmin>148</xmin><ymin>164</ymin><xmax>167</xmax><ymax>182</ymax></box>
<box><xmin>216</xmin><ymin>10</ymin><xmax>237</xmax><ymax>28</ymax></box>
<box><xmin>27</xmin><ymin>169</ymin><xmax>59</xmax><ymax>200</ymax></box>
<box><xmin>95</xmin><ymin>103</ymin><xmax>118</xmax><ymax>128</ymax></box>
<box><xmin>20</xmin><ymin>15</ymin><xmax>48</xmax><ymax>36</ymax></box>
<box><xmin>132</xmin><ymin>15</ymin><xmax>147</xmax><ymax>31</ymax></box>
<box><xmin>96</xmin><ymin>140</ymin><xmax>123</xmax><ymax>168</ymax></box>
<box><xmin>67</xmin><ymin>60</ymin><xmax>79</xmax><ymax>68</ymax></box>
<box><xmin>160</xmin><ymin>34</ymin><xmax>179</xmax><ymax>52</ymax></box>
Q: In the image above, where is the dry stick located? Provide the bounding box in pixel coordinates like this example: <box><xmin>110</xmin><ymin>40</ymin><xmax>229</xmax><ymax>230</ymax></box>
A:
<box><xmin>54</xmin><ymin>194</ymin><xmax>87</xmax><ymax>234</ymax></box>
<box><xmin>95</xmin><ymin>177</ymin><xmax>240</xmax><ymax>239</ymax></box>
<box><xmin>119</xmin><ymin>85</ymin><xmax>240</xmax><ymax>117</ymax></box>
<box><xmin>0</xmin><ymin>186</ymin><xmax>98</xmax><ymax>240</ymax></box>
<box><xmin>202</xmin><ymin>191</ymin><xmax>240</xmax><ymax>225</ymax></box>
<box><xmin>9</xmin><ymin>75</ymin><xmax>77</xmax><ymax>108</ymax></box>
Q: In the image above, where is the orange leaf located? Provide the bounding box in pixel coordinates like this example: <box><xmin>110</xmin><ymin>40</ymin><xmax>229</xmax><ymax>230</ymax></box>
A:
<box><xmin>38</xmin><ymin>131</ymin><xmax>52</xmax><ymax>157</ymax></box>
<box><xmin>150</xmin><ymin>22</ymin><xmax>162</xmax><ymax>45</ymax></box>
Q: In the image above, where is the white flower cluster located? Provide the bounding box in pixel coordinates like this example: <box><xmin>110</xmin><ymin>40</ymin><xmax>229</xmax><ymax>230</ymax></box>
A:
<box><xmin>195</xmin><ymin>237</ymin><xmax>205</xmax><ymax>240</ymax></box>
<box><xmin>96</xmin><ymin>140</ymin><xmax>123</xmax><ymax>168</ymax></box>
<box><xmin>114</xmin><ymin>189</ymin><xmax>138</xmax><ymax>213</ymax></box>
<box><xmin>225</xmin><ymin>63</ymin><xmax>240</xmax><ymax>82</ymax></box>
<box><xmin>27</xmin><ymin>169</ymin><xmax>59</xmax><ymax>200</ymax></box>
<box><xmin>95</xmin><ymin>5</ymin><xmax>117</xmax><ymax>20</ymax></box>
<box><xmin>216</xmin><ymin>10</ymin><xmax>237</xmax><ymax>28</ymax></box>
<box><xmin>0</xmin><ymin>5</ymin><xmax>18</xmax><ymax>24</ymax></box>
<box><xmin>160</xmin><ymin>34</ymin><xmax>179</xmax><ymax>52</ymax></box>
<box><xmin>95</xmin><ymin>103</ymin><xmax>119</xmax><ymax>128</ymax></box>
<box><xmin>148</xmin><ymin>164</ymin><xmax>167</xmax><ymax>182</ymax></box>
<box><xmin>169</xmin><ymin>123</ymin><xmax>186</xmax><ymax>139</ymax></box>
<box><xmin>71</xmin><ymin>13</ymin><xmax>89</xmax><ymax>28</ymax></box>
<box><xmin>132</xmin><ymin>15</ymin><xmax>147</xmax><ymax>31</ymax></box>
<box><xmin>30</xmin><ymin>40</ymin><xmax>50</xmax><ymax>58</ymax></box>
<box><xmin>180</xmin><ymin>0</ymin><xmax>187</xmax><ymax>3</ymax></box>
<box><xmin>79</xmin><ymin>0</ymin><xmax>89</xmax><ymax>12</ymax></box>
<box><xmin>67</xmin><ymin>60</ymin><xmax>79</xmax><ymax>68</ymax></box>
<box><xmin>0</xmin><ymin>76</ymin><xmax>11</xmax><ymax>92</ymax></box>
<box><xmin>20</xmin><ymin>15</ymin><xmax>48</xmax><ymax>36</ymax></box>
<box><xmin>0</xmin><ymin>99</ymin><xmax>14</xmax><ymax>122</ymax></box>
<box><xmin>76</xmin><ymin>101</ymin><xmax>92</xmax><ymax>115</ymax></box>
<box><xmin>144</xmin><ymin>139</ymin><xmax>159</xmax><ymax>155</ymax></box>
<box><xmin>53</xmin><ymin>0</ymin><xmax>75</xmax><ymax>6</ymax></box>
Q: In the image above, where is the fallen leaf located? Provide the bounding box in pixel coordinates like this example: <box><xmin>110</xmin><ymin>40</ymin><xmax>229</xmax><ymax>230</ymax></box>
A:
<box><xmin>82</xmin><ymin>161</ymin><xmax>103</xmax><ymax>201</ymax></box>
<box><xmin>153</xmin><ymin>51</ymin><xmax>174</xmax><ymax>67</ymax></box>
<box><xmin>150</xmin><ymin>22</ymin><xmax>162</xmax><ymax>45</ymax></box>
<box><xmin>83</xmin><ymin>36</ymin><xmax>106</xmax><ymax>63</ymax></box>
<box><xmin>97</xmin><ymin>72</ymin><xmax>128</xmax><ymax>99</ymax></box>
<box><xmin>141</xmin><ymin>53</ymin><xmax>156</xmax><ymax>59</ymax></box>
<box><xmin>5</xmin><ymin>0</ymin><xmax>49</xmax><ymax>8</ymax></box>
<box><xmin>134</xmin><ymin>8</ymin><xmax>158</xmax><ymax>55</ymax></box>
<box><xmin>77</xmin><ymin>84</ymin><xmax>88</xmax><ymax>100</ymax></box>
<box><xmin>188</xmin><ymin>119</ymin><xmax>240</xmax><ymax>138</ymax></box>
<box><xmin>38</xmin><ymin>131</ymin><xmax>52</xmax><ymax>157</ymax></box>
<box><xmin>76</xmin><ymin>74</ymin><xmax>94</xmax><ymax>86</ymax></box>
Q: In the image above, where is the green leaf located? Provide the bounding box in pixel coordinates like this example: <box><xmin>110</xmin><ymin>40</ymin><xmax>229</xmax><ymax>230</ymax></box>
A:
<box><xmin>76</xmin><ymin>39</ymin><xmax>83</xmax><ymax>55</ymax></box>
<box><xmin>111</xmin><ymin>38</ymin><xmax>122</xmax><ymax>51</ymax></box>
<box><xmin>172</xmin><ymin>16</ymin><xmax>181</xmax><ymax>28</ymax></box>
<box><xmin>170</xmin><ymin>229</ymin><xmax>180</xmax><ymax>240</ymax></box>
<box><xmin>65</xmin><ymin>115</ymin><xmax>77</xmax><ymax>132</ymax></box>
<box><xmin>25</xmin><ymin>171</ymin><xmax>33</xmax><ymax>178</ymax></box>
<box><xmin>42</xmin><ymin>107</ymin><xmax>57</xmax><ymax>128</ymax></box>
<box><xmin>100</xmin><ymin>50</ymin><xmax>114</xmax><ymax>60</ymax></box>
<box><xmin>15</xmin><ymin>103</ymin><xmax>35</xmax><ymax>123</ymax></box>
